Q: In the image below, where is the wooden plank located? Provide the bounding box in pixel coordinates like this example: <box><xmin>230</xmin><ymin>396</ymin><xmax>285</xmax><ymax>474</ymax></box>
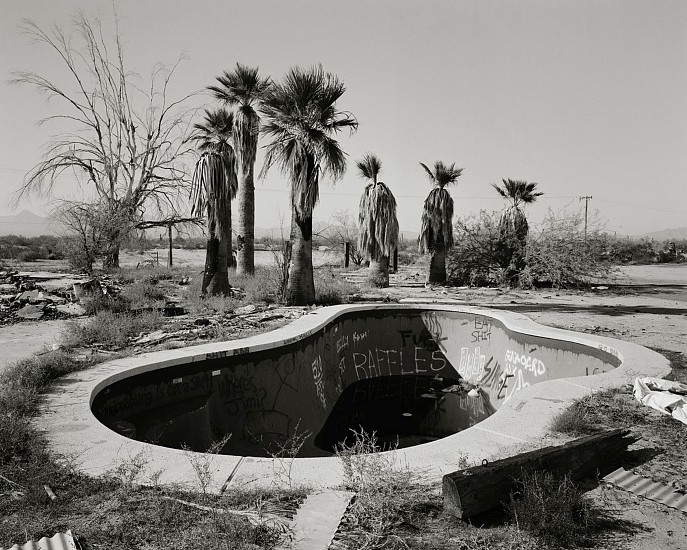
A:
<box><xmin>443</xmin><ymin>429</ymin><xmax>638</xmax><ymax>519</ymax></box>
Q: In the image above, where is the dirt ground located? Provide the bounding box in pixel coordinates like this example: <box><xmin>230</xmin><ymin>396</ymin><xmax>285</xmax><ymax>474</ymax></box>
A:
<box><xmin>1</xmin><ymin>260</ymin><xmax>685</xmax><ymax>547</ymax></box>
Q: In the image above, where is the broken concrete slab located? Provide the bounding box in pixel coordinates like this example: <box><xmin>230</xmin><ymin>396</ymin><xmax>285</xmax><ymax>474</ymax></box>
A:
<box><xmin>56</xmin><ymin>303</ymin><xmax>87</xmax><ymax>316</ymax></box>
<box><xmin>15</xmin><ymin>303</ymin><xmax>46</xmax><ymax>320</ymax></box>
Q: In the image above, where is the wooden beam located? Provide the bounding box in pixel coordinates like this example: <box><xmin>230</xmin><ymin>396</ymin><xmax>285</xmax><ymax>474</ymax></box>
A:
<box><xmin>443</xmin><ymin>429</ymin><xmax>638</xmax><ymax>519</ymax></box>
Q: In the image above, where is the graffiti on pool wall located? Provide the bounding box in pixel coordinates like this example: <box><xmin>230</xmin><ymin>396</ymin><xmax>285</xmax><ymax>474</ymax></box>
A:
<box><xmin>353</xmin><ymin>330</ymin><xmax>368</xmax><ymax>346</ymax></box>
<box><xmin>504</xmin><ymin>349</ymin><xmax>546</xmax><ymax>377</ymax></box>
<box><xmin>471</xmin><ymin>317</ymin><xmax>492</xmax><ymax>343</ymax></box>
<box><xmin>312</xmin><ymin>355</ymin><xmax>327</xmax><ymax>408</ymax></box>
<box><xmin>351</xmin><ymin>347</ymin><xmax>447</xmax><ymax>380</ymax></box>
<box><xmin>458</xmin><ymin>347</ymin><xmax>487</xmax><ymax>378</ymax></box>
<box><xmin>217</xmin><ymin>373</ymin><xmax>268</xmax><ymax>416</ymax></box>
<box><xmin>336</xmin><ymin>334</ymin><xmax>350</xmax><ymax>354</ymax></box>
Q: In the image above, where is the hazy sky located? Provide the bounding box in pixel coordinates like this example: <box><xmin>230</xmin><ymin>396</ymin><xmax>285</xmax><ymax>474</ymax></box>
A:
<box><xmin>1</xmin><ymin>0</ymin><xmax>686</xmax><ymax>236</ymax></box>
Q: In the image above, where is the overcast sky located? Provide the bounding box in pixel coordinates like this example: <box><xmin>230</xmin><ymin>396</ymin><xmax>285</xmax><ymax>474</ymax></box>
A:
<box><xmin>1</xmin><ymin>0</ymin><xmax>686</xmax><ymax>236</ymax></box>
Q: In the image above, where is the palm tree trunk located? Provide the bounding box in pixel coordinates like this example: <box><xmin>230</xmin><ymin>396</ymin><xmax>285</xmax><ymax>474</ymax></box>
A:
<box><xmin>286</xmin><ymin>208</ymin><xmax>315</xmax><ymax>305</ymax></box>
<box><xmin>203</xmin><ymin>205</ymin><xmax>232</xmax><ymax>296</ymax></box>
<box><xmin>236</xmin><ymin>165</ymin><xmax>255</xmax><ymax>275</ymax></box>
<box><xmin>428</xmin><ymin>233</ymin><xmax>447</xmax><ymax>284</ymax></box>
<box><xmin>206</xmin><ymin>221</ymin><xmax>232</xmax><ymax>296</ymax></box>
<box><xmin>202</xmin><ymin>236</ymin><xmax>219</xmax><ymax>293</ymax></box>
<box><xmin>368</xmin><ymin>256</ymin><xmax>389</xmax><ymax>287</ymax></box>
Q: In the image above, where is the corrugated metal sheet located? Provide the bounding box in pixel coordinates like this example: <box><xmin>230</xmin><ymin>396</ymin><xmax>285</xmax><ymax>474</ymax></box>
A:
<box><xmin>0</xmin><ymin>530</ymin><xmax>76</xmax><ymax>550</ymax></box>
<box><xmin>603</xmin><ymin>467</ymin><xmax>687</xmax><ymax>513</ymax></box>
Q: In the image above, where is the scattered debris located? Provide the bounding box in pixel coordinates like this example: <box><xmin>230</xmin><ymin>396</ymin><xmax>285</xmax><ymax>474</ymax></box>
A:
<box><xmin>603</xmin><ymin>467</ymin><xmax>687</xmax><ymax>513</ymax></box>
<box><xmin>0</xmin><ymin>530</ymin><xmax>77</xmax><ymax>550</ymax></box>
<box><xmin>235</xmin><ymin>304</ymin><xmax>257</xmax><ymax>315</ymax></box>
<box><xmin>56</xmin><ymin>303</ymin><xmax>87</xmax><ymax>316</ymax></box>
<box><xmin>633</xmin><ymin>377</ymin><xmax>687</xmax><ymax>425</ymax></box>
<box><xmin>0</xmin><ymin>270</ymin><xmax>92</xmax><ymax>324</ymax></box>
<box><xmin>15</xmin><ymin>303</ymin><xmax>46</xmax><ymax>320</ymax></box>
<box><xmin>44</xmin><ymin>484</ymin><xmax>57</xmax><ymax>501</ymax></box>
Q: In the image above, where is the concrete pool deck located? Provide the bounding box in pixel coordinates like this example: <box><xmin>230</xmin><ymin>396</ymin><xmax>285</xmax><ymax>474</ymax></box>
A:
<box><xmin>35</xmin><ymin>302</ymin><xmax>671</xmax><ymax>493</ymax></box>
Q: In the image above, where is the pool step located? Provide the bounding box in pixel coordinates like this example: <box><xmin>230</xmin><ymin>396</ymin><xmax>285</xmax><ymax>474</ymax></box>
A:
<box><xmin>279</xmin><ymin>490</ymin><xmax>355</xmax><ymax>550</ymax></box>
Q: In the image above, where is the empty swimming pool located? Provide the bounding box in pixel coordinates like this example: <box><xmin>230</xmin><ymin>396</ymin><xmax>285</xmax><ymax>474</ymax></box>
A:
<box><xmin>91</xmin><ymin>306</ymin><xmax>620</xmax><ymax>458</ymax></box>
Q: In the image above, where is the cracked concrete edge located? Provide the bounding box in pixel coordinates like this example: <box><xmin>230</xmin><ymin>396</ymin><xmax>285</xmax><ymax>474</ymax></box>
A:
<box><xmin>33</xmin><ymin>303</ymin><xmax>671</xmax><ymax>493</ymax></box>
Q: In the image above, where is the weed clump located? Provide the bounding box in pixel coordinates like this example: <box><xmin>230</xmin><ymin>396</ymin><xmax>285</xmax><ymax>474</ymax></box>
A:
<box><xmin>62</xmin><ymin>309</ymin><xmax>163</xmax><ymax>349</ymax></box>
<box><xmin>314</xmin><ymin>267</ymin><xmax>357</xmax><ymax>305</ymax></box>
<box><xmin>334</xmin><ymin>428</ymin><xmax>422</xmax><ymax>549</ymax></box>
<box><xmin>507</xmin><ymin>470</ymin><xmax>599</xmax><ymax>547</ymax></box>
<box><xmin>549</xmin><ymin>397</ymin><xmax>598</xmax><ymax>436</ymax></box>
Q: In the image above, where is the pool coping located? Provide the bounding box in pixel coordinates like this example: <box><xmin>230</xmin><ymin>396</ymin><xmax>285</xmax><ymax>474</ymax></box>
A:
<box><xmin>36</xmin><ymin>302</ymin><xmax>671</xmax><ymax>493</ymax></box>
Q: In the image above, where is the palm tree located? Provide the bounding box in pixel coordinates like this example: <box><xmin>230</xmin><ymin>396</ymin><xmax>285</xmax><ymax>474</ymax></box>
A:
<box><xmin>208</xmin><ymin>64</ymin><xmax>271</xmax><ymax>276</ymax></box>
<box><xmin>191</xmin><ymin>108</ymin><xmax>237</xmax><ymax>295</ymax></box>
<box><xmin>492</xmin><ymin>178</ymin><xmax>543</xmax><ymax>286</ymax></box>
<box><xmin>357</xmin><ymin>154</ymin><xmax>399</xmax><ymax>287</ymax></box>
<box><xmin>418</xmin><ymin>161</ymin><xmax>464</xmax><ymax>284</ymax></box>
<box><xmin>260</xmin><ymin>65</ymin><xmax>358</xmax><ymax>305</ymax></box>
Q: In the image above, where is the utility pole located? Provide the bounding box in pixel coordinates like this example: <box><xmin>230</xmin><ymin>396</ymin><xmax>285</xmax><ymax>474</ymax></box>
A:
<box><xmin>579</xmin><ymin>196</ymin><xmax>592</xmax><ymax>244</ymax></box>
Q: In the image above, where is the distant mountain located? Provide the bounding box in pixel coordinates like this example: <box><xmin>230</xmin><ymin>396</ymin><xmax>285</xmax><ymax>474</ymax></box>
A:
<box><xmin>0</xmin><ymin>210</ymin><xmax>59</xmax><ymax>237</ymax></box>
<box><xmin>640</xmin><ymin>227</ymin><xmax>687</xmax><ymax>241</ymax></box>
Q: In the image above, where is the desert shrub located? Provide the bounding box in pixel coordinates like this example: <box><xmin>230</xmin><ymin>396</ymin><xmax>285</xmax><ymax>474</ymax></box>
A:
<box><xmin>448</xmin><ymin>206</ymin><xmax>618</xmax><ymax>288</ymax></box>
<box><xmin>121</xmin><ymin>278</ymin><xmax>167</xmax><ymax>310</ymax></box>
<box><xmin>238</xmin><ymin>265</ymin><xmax>282</xmax><ymax>304</ymax></box>
<box><xmin>63</xmin><ymin>309</ymin><xmax>162</xmax><ymax>349</ymax></box>
<box><xmin>603</xmin><ymin>236</ymin><xmax>656</xmax><ymax>264</ymax></box>
<box><xmin>507</xmin><ymin>470</ymin><xmax>599</xmax><ymax>547</ymax></box>
<box><xmin>396</xmin><ymin>237</ymin><xmax>420</xmax><ymax>266</ymax></box>
<box><xmin>315</xmin><ymin>267</ymin><xmax>357</xmax><ymax>305</ymax></box>
<box><xmin>173</xmin><ymin>236</ymin><xmax>207</xmax><ymax>249</ymax></box>
<box><xmin>447</xmin><ymin>210</ymin><xmax>509</xmax><ymax>286</ymax></box>
<box><xmin>524</xmin><ymin>208</ymin><xmax>617</xmax><ymax>288</ymax></box>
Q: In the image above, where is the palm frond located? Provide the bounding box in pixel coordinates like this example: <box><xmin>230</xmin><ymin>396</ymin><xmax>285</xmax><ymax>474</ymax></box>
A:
<box><xmin>419</xmin><ymin>162</ymin><xmax>435</xmax><ymax>183</ymax></box>
<box><xmin>192</xmin><ymin>108</ymin><xmax>237</xmax><ymax>197</ymax></box>
<box><xmin>358</xmin><ymin>181</ymin><xmax>399</xmax><ymax>260</ymax></box>
<box><xmin>190</xmin><ymin>151</ymin><xmax>234</xmax><ymax>235</ymax></box>
<box><xmin>419</xmin><ymin>187</ymin><xmax>454</xmax><ymax>253</ymax></box>
<box><xmin>232</xmin><ymin>107</ymin><xmax>260</xmax><ymax>174</ymax></box>
<box><xmin>420</xmin><ymin>161</ymin><xmax>463</xmax><ymax>188</ymax></box>
<box><xmin>208</xmin><ymin>63</ymin><xmax>271</xmax><ymax>108</ymax></box>
<box><xmin>356</xmin><ymin>153</ymin><xmax>382</xmax><ymax>183</ymax></box>
<box><xmin>260</xmin><ymin>64</ymin><xmax>358</xmax><ymax>219</ymax></box>
<box><xmin>494</xmin><ymin>179</ymin><xmax>543</xmax><ymax>207</ymax></box>
<box><xmin>191</xmin><ymin>108</ymin><xmax>233</xmax><ymax>152</ymax></box>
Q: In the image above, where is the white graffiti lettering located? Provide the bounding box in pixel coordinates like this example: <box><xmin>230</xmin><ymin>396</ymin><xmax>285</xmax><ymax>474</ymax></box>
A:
<box><xmin>504</xmin><ymin>349</ymin><xmax>546</xmax><ymax>376</ymax></box>
<box><xmin>312</xmin><ymin>355</ymin><xmax>326</xmax><ymax>408</ymax></box>
<box><xmin>352</xmin><ymin>347</ymin><xmax>446</xmax><ymax>380</ymax></box>
<box><xmin>458</xmin><ymin>347</ymin><xmax>487</xmax><ymax>378</ymax></box>
<box><xmin>336</xmin><ymin>335</ymin><xmax>349</xmax><ymax>354</ymax></box>
<box><xmin>353</xmin><ymin>331</ymin><xmax>368</xmax><ymax>345</ymax></box>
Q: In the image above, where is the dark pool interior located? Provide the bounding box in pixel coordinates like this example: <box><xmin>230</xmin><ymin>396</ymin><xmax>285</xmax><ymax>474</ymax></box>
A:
<box><xmin>92</xmin><ymin>309</ymin><xmax>618</xmax><ymax>458</ymax></box>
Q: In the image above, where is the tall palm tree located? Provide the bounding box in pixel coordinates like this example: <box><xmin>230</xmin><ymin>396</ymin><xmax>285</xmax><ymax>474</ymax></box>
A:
<box><xmin>418</xmin><ymin>161</ymin><xmax>464</xmax><ymax>284</ymax></box>
<box><xmin>492</xmin><ymin>178</ymin><xmax>543</xmax><ymax>286</ymax></box>
<box><xmin>357</xmin><ymin>154</ymin><xmax>399</xmax><ymax>287</ymax></box>
<box><xmin>260</xmin><ymin>65</ymin><xmax>358</xmax><ymax>305</ymax></box>
<box><xmin>191</xmin><ymin>108</ymin><xmax>237</xmax><ymax>295</ymax></box>
<box><xmin>208</xmin><ymin>64</ymin><xmax>271</xmax><ymax>276</ymax></box>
